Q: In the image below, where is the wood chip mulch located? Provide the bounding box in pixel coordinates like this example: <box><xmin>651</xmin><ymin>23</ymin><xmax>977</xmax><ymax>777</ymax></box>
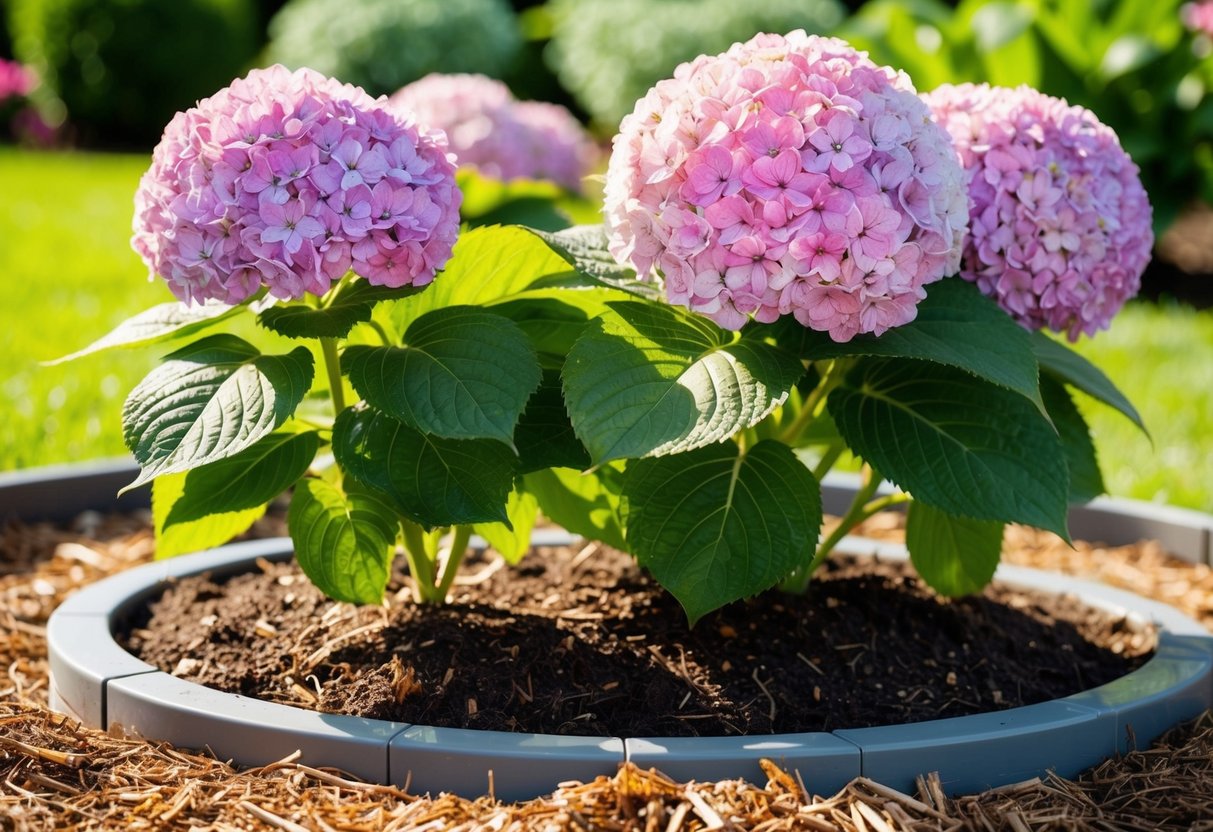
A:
<box><xmin>3</xmin><ymin>509</ymin><xmax>1213</xmax><ymax>830</ymax></box>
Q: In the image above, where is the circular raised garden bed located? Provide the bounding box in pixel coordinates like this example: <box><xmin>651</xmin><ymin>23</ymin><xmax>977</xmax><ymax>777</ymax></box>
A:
<box><xmin>13</xmin><ymin>461</ymin><xmax>1213</xmax><ymax>801</ymax></box>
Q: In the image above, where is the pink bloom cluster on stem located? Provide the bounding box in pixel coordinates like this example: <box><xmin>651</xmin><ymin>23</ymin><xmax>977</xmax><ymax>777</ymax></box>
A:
<box><xmin>604</xmin><ymin>31</ymin><xmax>968</xmax><ymax>341</ymax></box>
<box><xmin>391</xmin><ymin>73</ymin><xmax>597</xmax><ymax>192</ymax></box>
<box><xmin>0</xmin><ymin>59</ymin><xmax>33</xmax><ymax>102</ymax></box>
<box><xmin>133</xmin><ymin>65</ymin><xmax>462</xmax><ymax>305</ymax></box>
<box><xmin>924</xmin><ymin>84</ymin><xmax>1152</xmax><ymax>340</ymax></box>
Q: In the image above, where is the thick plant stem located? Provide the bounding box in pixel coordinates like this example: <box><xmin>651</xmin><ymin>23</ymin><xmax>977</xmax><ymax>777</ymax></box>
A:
<box><xmin>433</xmin><ymin>525</ymin><xmax>473</xmax><ymax>602</ymax></box>
<box><xmin>400</xmin><ymin>519</ymin><xmax>435</xmax><ymax>602</ymax></box>
<box><xmin>811</xmin><ymin>439</ymin><xmax>847</xmax><ymax>482</ymax></box>
<box><xmin>320</xmin><ymin>337</ymin><xmax>346</xmax><ymax>414</ymax></box>
<box><xmin>783</xmin><ymin>465</ymin><xmax>907</xmax><ymax>594</ymax></box>
<box><xmin>777</xmin><ymin>359</ymin><xmax>850</xmax><ymax>446</ymax></box>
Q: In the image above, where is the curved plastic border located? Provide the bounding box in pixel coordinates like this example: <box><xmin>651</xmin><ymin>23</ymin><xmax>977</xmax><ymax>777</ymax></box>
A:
<box><xmin>18</xmin><ymin>460</ymin><xmax>1213</xmax><ymax>798</ymax></box>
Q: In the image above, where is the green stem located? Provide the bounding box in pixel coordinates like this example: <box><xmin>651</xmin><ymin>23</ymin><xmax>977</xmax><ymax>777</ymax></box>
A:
<box><xmin>366</xmin><ymin>318</ymin><xmax>395</xmax><ymax>346</ymax></box>
<box><xmin>433</xmin><ymin>525</ymin><xmax>473</xmax><ymax>602</ymax></box>
<box><xmin>811</xmin><ymin>439</ymin><xmax>847</xmax><ymax>482</ymax></box>
<box><xmin>777</xmin><ymin>359</ymin><xmax>850</xmax><ymax>445</ymax></box>
<box><xmin>320</xmin><ymin>337</ymin><xmax>346</xmax><ymax>415</ymax></box>
<box><xmin>400</xmin><ymin>519</ymin><xmax>435</xmax><ymax>601</ymax></box>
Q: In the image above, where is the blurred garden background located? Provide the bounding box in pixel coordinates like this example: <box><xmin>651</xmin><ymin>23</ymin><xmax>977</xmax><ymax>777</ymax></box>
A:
<box><xmin>0</xmin><ymin>0</ymin><xmax>1210</xmax><ymax>512</ymax></box>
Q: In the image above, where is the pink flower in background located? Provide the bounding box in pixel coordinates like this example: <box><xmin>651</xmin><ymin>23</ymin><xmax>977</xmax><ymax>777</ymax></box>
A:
<box><xmin>0</xmin><ymin>58</ymin><xmax>33</xmax><ymax>102</ymax></box>
<box><xmin>604</xmin><ymin>31</ymin><xmax>969</xmax><ymax>341</ymax></box>
<box><xmin>924</xmin><ymin>83</ymin><xmax>1153</xmax><ymax>340</ymax></box>
<box><xmin>132</xmin><ymin>65</ymin><xmax>461</xmax><ymax>305</ymax></box>
<box><xmin>1183</xmin><ymin>0</ymin><xmax>1213</xmax><ymax>36</ymax></box>
<box><xmin>390</xmin><ymin>74</ymin><xmax>598</xmax><ymax>192</ymax></box>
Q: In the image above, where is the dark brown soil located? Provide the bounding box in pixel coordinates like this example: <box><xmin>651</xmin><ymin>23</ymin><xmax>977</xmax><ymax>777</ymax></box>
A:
<box><xmin>121</xmin><ymin>543</ymin><xmax>1153</xmax><ymax>737</ymax></box>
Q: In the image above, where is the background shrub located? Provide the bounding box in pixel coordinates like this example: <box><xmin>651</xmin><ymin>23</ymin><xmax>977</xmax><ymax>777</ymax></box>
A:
<box><xmin>545</xmin><ymin>0</ymin><xmax>846</xmax><ymax>129</ymax></box>
<box><xmin>265</xmin><ymin>0</ymin><xmax>522</xmax><ymax>97</ymax></box>
<box><xmin>8</xmin><ymin>0</ymin><xmax>259</xmax><ymax>148</ymax></box>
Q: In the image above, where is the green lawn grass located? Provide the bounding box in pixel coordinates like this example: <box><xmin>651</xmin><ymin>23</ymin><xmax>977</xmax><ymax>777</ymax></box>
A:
<box><xmin>1</xmin><ymin>149</ymin><xmax>1210</xmax><ymax>512</ymax></box>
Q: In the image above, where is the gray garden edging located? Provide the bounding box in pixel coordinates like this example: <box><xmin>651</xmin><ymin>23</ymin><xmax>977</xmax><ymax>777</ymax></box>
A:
<box><xmin>13</xmin><ymin>460</ymin><xmax>1213</xmax><ymax>799</ymax></box>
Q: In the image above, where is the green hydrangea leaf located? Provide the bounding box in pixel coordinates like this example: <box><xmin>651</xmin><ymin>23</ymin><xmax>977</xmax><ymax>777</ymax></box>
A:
<box><xmin>288</xmin><ymin>476</ymin><xmax>399</xmax><ymax>605</ymax></box>
<box><xmin>906</xmin><ymin>501</ymin><xmax>1004</xmax><ymax>597</ymax></box>
<box><xmin>121</xmin><ymin>335</ymin><xmax>314</xmax><ymax>492</ymax></box>
<box><xmin>259</xmin><ymin>279</ymin><xmax>426</xmax><ymax>339</ymax></box>
<box><xmin>474</xmin><ymin>487</ymin><xmax>540</xmax><ymax>565</ymax></box>
<box><xmin>1031</xmin><ymin>331</ymin><xmax>1147</xmax><ymax>434</ymax></box>
<box><xmin>563</xmin><ymin>301</ymin><xmax>805</xmax><ymax>464</ymax></box>
<box><xmin>47</xmin><ymin>300</ymin><xmax>242</xmax><ymax>365</ymax></box>
<box><xmin>527</xmin><ymin>225</ymin><xmax>659</xmax><ymax>299</ymax></box>
<box><xmin>344</xmin><ymin>306</ymin><xmax>541</xmax><ymax>446</ymax></box>
<box><xmin>332</xmin><ymin>406</ymin><xmax>516</xmax><ymax>529</ymax></box>
<box><xmin>165</xmin><ymin>430</ymin><xmax>319</xmax><ymax>525</ymax></box>
<box><xmin>152</xmin><ymin>472</ymin><xmax>266</xmax><ymax>561</ymax></box>
<box><xmin>829</xmin><ymin>358</ymin><xmax>1070</xmax><ymax>537</ymax></box>
<box><xmin>623</xmin><ymin>440</ymin><xmax>822</xmax><ymax>625</ymax></box>
<box><xmin>523</xmin><ymin>466</ymin><xmax>626</xmax><ymax>550</ymax></box>
<box><xmin>1041</xmin><ymin>375</ymin><xmax>1105</xmax><ymax>504</ymax></box>
<box><xmin>514</xmin><ymin>370</ymin><xmax>592</xmax><ymax>473</ymax></box>
<box><xmin>773</xmin><ymin>280</ymin><xmax>1043</xmax><ymax>409</ymax></box>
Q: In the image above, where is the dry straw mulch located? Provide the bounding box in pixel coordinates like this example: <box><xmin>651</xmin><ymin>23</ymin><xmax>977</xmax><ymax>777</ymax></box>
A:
<box><xmin>3</xmin><ymin>509</ymin><xmax>1213</xmax><ymax>830</ymax></box>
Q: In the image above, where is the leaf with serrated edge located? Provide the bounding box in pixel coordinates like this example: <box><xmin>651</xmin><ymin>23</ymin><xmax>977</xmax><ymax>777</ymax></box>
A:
<box><xmin>564</xmin><ymin>301</ymin><xmax>804</xmax><ymax>464</ymax></box>
<box><xmin>289</xmin><ymin>477</ymin><xmax>399</xmax><ymax>605</ymax></box>
<box><xmin>474</xmin><ymin>487</ymin><xmax>540</xmax><ymax>564</ymax></box>
<box><xmin>1041</xmin><ymin>375</ymin><xmax>1104</xmax><ymax>504</ymax></box>
<box><xmin>515</xmin><ymin>370</ymin><xmax>591</xmax><ymax>473</ymax></box>
<box><xmin>623</xmin><ymin>440</ymin><xmax>821</xmax><ymax>625</ymax></box>
<box><xmin>166</xmin><ymin>430</ymin><xmax>319</xmax><ymax>525</ymax></box>
<box><xmin>344</xmin><ymin>306</ymin><xmax>540</xmax><ymax>445</ymax></box>
<box><xmin>829</xmin><ymin>358</ymin><xmax>1070</xmax><ymax>537</ymax></box>
<box><xmin>121</xmin><ymin>335</ymin><xmax>314</xmax><ymax>492</ymax></box>
<box><xmin>776</xmin><ymin>280</ymin><xmax>1043</xmax><ymax>408</ymax></box>
<box><xmin>153</xmin><ymin>472</ymin><xmax>265</xmax><ymax>560</ymax></box>
<box><xmin>1031</xmin><ymin>331</ymin><xmax>1147</xmax><ymax>433</ymax></box>
<box><xmin>47</xmin><ymin>300</ymin><xmax>241</xmax><ymax>365</ymax></box>
<box><xmin>523</xmin><ymin>466</ymin><xmax>626</xmax><ymax>550</ymax></box>
<box><xmin>906</xmin><ymin>501</ymin><xmax>1004</xmax><ymax>597</ymax></box>
<box><xmin>332</xmin><ymin>407</ymin><xmax>516</xmax><ymax>529</ymax></box>
<box><xmin>259</xmin><ymin>280</ymin><xmax>426</xmax><ymax>339</ymax></box>
<box><xmin>527</xmin><ymin>225</ymin><xmax>658</xmax><ymax>298</ymax></box>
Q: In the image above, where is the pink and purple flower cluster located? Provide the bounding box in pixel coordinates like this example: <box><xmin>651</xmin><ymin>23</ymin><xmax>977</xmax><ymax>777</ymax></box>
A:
<box><xmin>924</xmin><ymin>84</ymin><xmax>1152</xmax><ymax>340</ymax></box>
<box><xmin>604</xmin><ymin>31</ymin><xmax>968</xmax><ymax>341</ymax></box>
<box><xmin>390</xmin><ymin>73</ymin><xmax>597</xmax><ymax>192</ymax></box>
<box><xmin>132</xmin><ymin>65</ymin><xmax>462</xmax><ymax>305</ymax></box>
<box><xmin>0</xmin><ymin>58</ymin><xmax>33</xmax><ymax>103</ymax></box>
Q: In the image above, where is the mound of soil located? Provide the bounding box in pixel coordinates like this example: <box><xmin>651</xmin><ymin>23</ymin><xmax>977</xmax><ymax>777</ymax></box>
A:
<box><xmin>122</xmin><ymin>543</ymin><xmax>1153</xmax><ymax>737</ymax></box>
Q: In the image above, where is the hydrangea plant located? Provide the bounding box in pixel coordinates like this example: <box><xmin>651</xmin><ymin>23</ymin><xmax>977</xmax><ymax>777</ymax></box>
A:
<box><xmin>63</xmin><ymin>36</ymin><xmax>1151</xmax><ymax>625</ymax></box>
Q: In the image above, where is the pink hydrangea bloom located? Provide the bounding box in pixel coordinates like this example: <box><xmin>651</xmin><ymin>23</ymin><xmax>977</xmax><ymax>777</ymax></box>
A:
<box><xmin>924</xmin><ymin>83</ymin><xmax>1153</xmax><ymax>340</ymax></box>
<box><xmin>390</xmin><ymin>73</ymin><xmax>597</xmax><ymax>192</ymax></box>
<box><xmin>0</xmin><ymin>59</ymin><xmax>33</xmax><ymax>102</ymax></box>
<box><xmin>603</xmin><ymin>31</ymin><xmax>968</xmax><ymax>341</ymax></box>
<box><xmin>1183</xmin><ymin>0</ymin><xmax>1213</xmax><ymax>36</ymax></box>
<box><xmin>133</xmin><ymin>65</ymin><xmax>461</xmax><ymax>305</ymax></box>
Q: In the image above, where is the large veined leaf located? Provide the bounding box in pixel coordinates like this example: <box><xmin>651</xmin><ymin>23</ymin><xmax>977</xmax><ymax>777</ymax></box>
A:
<box><xmin>523</xmin><ymin>466</ymin><xmax>627</xmax><ymax>550</ymax></box>
<box><xmin>779</xmin><ymin>280</ymin><xmax>1043</xmax><ymax>408</ymax></box>
<box><xmin>474</xmin><ymin>487</ymin><xmax>540</xmax><ymax>564</ymax></box>
<box><xmin>344</xmin><ymin>306</ymin><xmax>541</xmax><ymax>445</ymax></box>
<box><xmin>289</xmin><ymin>476</ymin><xmax>399</xmax><ymax>605</ymax></box>
<box><xmin>332</xmin><ymin>406</ymin><xmax>516</xmax><ymax>529</ymax></box>
<box><xmin>623</xmin><ymin>440</ymin><xmax>822</xmax><ymax>625</ymax></box>
<box><xmin>564</xmin><ymin>301</ymin><xmax>805</xmax><ymax>464</ymax></box>
<box><xmin>514</xmin><ymin>370</ymin><xmax>591</xmax><ymax>473</ymax></box>
<box><xmin>489</xmin><ymin>291</ymin><xmax>614</xmax><ymax>369</ymax></box>
<box><xmin>258</xmin><ymin>279</ymin><xmax>426</xmax><ymax>339</ymax></box>
<box><xmin>387</xmin><ymin>225</ymin><xmax>575</xmax><ymax>329</ymax></box>
<box><xmin>166</xmin><ymin>430</ymin><xmax>319</xmax><ymax>525</ymax></box>
<box><xmin>1040</xmin><ymin>375</ymin><xmax>1105</xmax><ymax>504</ymax></box>
<box><xmin>152</xmin><ymin>472</ymin><xmax>266</xmax><ymax>560</ymax></box>
<box><xmin>906</xmin><ymin>501</ymin><xmax>1004</xmax><ymax>597</ymax></box>
<box><xmin>527</xmin><ymin>225</ymin><xmax>659</xmax><ymax>299</ymax></box>
<box><xmin>47</xmin><ymin>300</ymin><xmax>242</xmax><ymax>365</ymax></box>
<box><xmin>121</xmin><ymin>335</ymin><xmax>314</xmax><ymax>492</ymax></box>
<box><xmin>828</xmin><ymin>358</ymin><xmax>1070</xmax><ymax>537</ymax></box>
<box><xmin>1030</xmin><ymin>331</ymin><xmax>1147</xmax><ymax>433</ymax></box>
